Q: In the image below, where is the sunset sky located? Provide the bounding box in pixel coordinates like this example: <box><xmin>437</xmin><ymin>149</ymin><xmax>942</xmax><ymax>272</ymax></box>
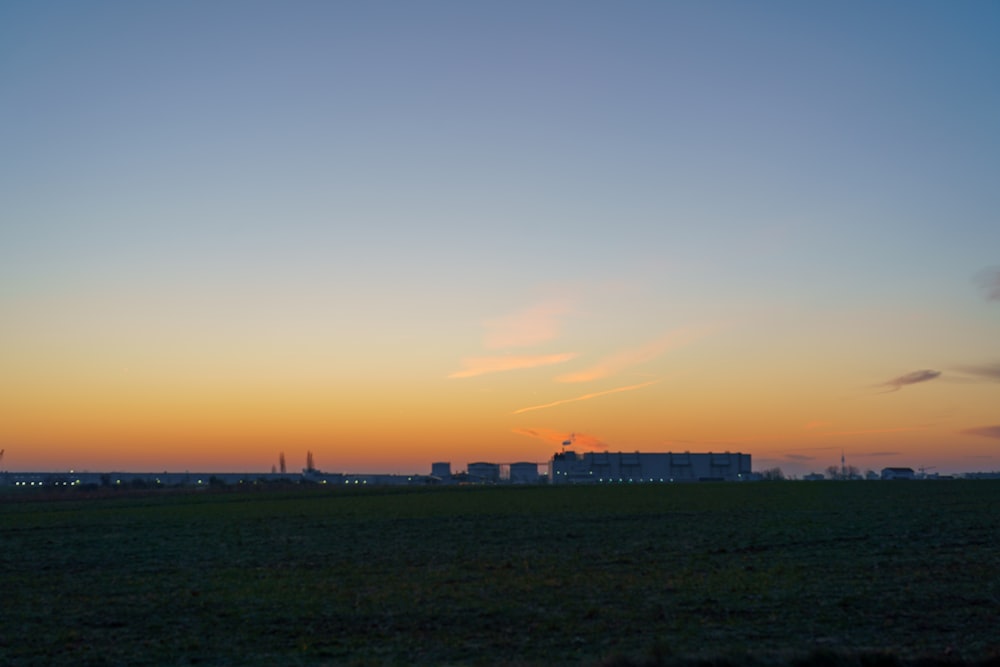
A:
<box><xmin>2</xmin><ymin>1</ymin><xmax>999</xmax><ymax>476</ymax></box>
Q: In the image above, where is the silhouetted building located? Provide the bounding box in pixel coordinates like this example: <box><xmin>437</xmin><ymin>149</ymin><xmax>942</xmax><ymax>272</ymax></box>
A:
<box><xmin>550</xmin><ymin>451</ymin><xmax>751</xmax><ymax>484</ymax></box>
<box><xmin>509</xmin><ymin>462</ymin><xmax>540</xmax><ymax>484</ymax></box>
<box><xmin>467</xmin><ymin>462</ymin><xmax>500</xmax><ymax>484</ymax></box>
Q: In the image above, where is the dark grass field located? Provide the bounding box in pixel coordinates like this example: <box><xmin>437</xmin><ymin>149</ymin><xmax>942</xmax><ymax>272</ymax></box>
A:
<box><xmin>1</xmin><ymin>481</ymin><xmax>998</xmax><ymax>666</ymax></box>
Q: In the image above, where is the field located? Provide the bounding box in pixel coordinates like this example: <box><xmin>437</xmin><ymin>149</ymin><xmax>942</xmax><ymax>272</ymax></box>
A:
<box><xmin>1</xmin><ymin>481</ymin><xmax>998</xmax><ymax>666</ymax></box>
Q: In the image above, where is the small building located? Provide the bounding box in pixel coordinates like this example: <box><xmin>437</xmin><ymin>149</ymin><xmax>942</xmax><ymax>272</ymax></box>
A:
<box><xmin>881</xmin><ymin>467</ymin><xmax>915</xmax><ymax>480</ymax></box>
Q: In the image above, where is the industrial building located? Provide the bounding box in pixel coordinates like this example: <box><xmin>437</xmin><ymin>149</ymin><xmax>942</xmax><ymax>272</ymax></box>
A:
<box><xmin>430</xmin><ymin>462</ymin><xmax>451</xmax><ymax>480</ymax></box>
<box><xmin>880</xmin><ymin>467</ymin><xmax>916</xmax><ymax>480</ymax></box>
<box><xmin>466</xmin><ymin>462</ymin><xmax>501</xmax><ymax>484</ymax></box>
<box><xmin>2</xmin><ymin>452</ymin><xmax>748</xmax><ymax>489</ymax></box>
<box><xmin>508</xmin><ymin>462</ymin><xmax>541</xmax><ymax>484</ymax></box>
<box><xmin>550</xmin><ymin>450</ymin><xmax>751</xmax><ymax>483</ymax></box>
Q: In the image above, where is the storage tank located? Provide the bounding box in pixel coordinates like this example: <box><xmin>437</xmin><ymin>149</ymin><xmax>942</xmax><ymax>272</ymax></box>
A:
<box><xmin>467</xmin><ymin>462</ymin><xmax>500</xmax><ymax>484</ymax></box>
<box><xmin>509</xmin><ymin>462</ymin><xmax>539</xmax><ymax>484</ymax></box>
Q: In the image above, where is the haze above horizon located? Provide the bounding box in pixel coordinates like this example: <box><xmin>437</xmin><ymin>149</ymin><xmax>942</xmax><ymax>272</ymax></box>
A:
<box><xmin>2</xmin><ymin>1</ymin><xmax>999</xmax><ymax>477</ymax></box>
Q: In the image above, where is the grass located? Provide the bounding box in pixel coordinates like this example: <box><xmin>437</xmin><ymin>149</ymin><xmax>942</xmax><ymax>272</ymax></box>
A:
<box><xmin>1</xmin><ymin>481</ymin><xmax>998</xmax><ymax>666</ymax></box>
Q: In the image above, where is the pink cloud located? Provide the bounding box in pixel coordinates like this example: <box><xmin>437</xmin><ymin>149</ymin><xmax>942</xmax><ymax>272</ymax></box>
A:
<box><xmin>483</xmin><ymin>300</ymin><xmax>573</xmax><ymax>350</ymax></box>
<box><xmin>448</xmin><ymin>352</ymin><xmax>577</xmax><ymax>379</ymax></box>
<box><xmin>556</xmin><ymin>327</ymin><xmax>707</xmax><ymax>383</ymax></box>
<box><xmin>513</xmin><ymin>427</ymin><xmax>610</xmax><ymax>451</ymax></box>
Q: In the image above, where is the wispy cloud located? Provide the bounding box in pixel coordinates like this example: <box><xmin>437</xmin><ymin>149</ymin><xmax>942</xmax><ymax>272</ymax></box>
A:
<box><xmin>512</xmin><ymin>380</ymin><xmax>659</xmax><ymax>415</ymax></box>
<box><xmin>975</xmin><ymin>267</ymin><xmax>1000</xmax><ymax>302</ymax></box>
<box><xmin>661</xmin><ymin>437</ymin><xmax>765</xmax><ymax>447</ymax></box>
<box><xmin>961</xmin><ymin>425</ymin><xmax>1000</xmax><ymax>440</ymax></box>
<box><xmin>816</xmin><ymin>426</ymin><xmax>929</xmax><ymax>437</ymax></box>
<box><xmin>556</xmin><ymin>328</ymin><xmax>706</xmax><ymax>383</ymax></box>
<box><xmin>512</xmin><ymin>427</ymin><xmax>609</xmax><ymax>450</ymax></box>
<box><xmin>878</xmin><ymin>369</ymin><xmax>941</xmax><ymax>393</ymax></box>
<box><xmin>954</xmin><ymin>363</ymin><xmax>1000</xmax><ymax>382</ymax></box>
<box><xmin>803</xmin><ymin>420</ymin><xmax>832</xmax><ymax>430</ymax></box>
<box><xmin>448</xmin><ymin>353</ymin><xmax>577</xmax><ymax>379</ymax></box>
<box><xmin>483</xmin><ymin>300</ymin><xmax>573</xmax><ymax>350</ymax></box>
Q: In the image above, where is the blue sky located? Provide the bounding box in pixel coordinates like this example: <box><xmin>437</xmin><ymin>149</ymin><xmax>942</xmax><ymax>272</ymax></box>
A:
<box><xmin>2</xmin><ymin>1</ymin><xmax>999</xmax><ymax>474</ymax></box>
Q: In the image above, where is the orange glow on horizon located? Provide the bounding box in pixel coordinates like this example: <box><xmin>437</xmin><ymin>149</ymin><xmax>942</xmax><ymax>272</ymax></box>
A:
<box><xmin>3</xmin><ymin>308</ymin><xmax>998</xmax><ymax>475</ymax></box>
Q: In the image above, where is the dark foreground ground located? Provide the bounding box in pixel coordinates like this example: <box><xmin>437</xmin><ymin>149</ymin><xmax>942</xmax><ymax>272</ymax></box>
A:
<box><xmin>1</xmin><ymin>481</ymin><xmax>998</xmax><ymax>666</ymax></box>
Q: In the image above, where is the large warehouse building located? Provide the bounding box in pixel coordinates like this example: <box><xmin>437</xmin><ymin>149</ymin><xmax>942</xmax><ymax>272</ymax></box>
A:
<box><xmin>550</xmin><ymin>450</ymin><xmax>751</xmax><ymax>483</ymax></box>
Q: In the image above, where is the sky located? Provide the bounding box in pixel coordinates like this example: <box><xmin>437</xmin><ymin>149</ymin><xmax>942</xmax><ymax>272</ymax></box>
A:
<box><xmin>2</xmin><ymin>1</ymin><xmax>999</xmax><ymax>477</ymax></box>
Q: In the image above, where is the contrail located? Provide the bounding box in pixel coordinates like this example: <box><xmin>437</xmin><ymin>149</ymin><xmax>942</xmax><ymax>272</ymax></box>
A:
<box><xmin>512</xmin><ymin>380</ymin><xmax>659</xmax><ymax>415</ymax></box>
<box><xmin>448</xmin><ymin>352</ymin><xmax>577</xmax><ymax>379</ymax></box>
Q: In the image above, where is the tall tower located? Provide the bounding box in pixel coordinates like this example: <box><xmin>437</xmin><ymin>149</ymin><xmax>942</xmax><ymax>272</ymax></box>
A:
<box><xmin>841</xmin><ymin>450</ymin><xmax>846</xmax><ymax>479</ymax></box>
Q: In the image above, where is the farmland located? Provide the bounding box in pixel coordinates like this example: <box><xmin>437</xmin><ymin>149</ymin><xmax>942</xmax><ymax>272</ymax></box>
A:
<box><xmin>1</xmin><ymin>481</ymin><xmax>998</xmax><ymax>666</ymax></box>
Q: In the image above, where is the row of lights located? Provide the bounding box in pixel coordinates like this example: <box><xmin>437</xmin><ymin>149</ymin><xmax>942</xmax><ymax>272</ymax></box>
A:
<box><xmin>552</xmin><ymin>471</ymin><xmax>677</xmax><ymax>483</ymax></box>
<box><xmin>14</xmin><ymin>479</ymin><xmax>171</xmax><ymax>486</ymax></box>
<box><xmin>13</xmin><ymin>478</ymin><xmax>378</xmax><ymax>487</ymax></box>
<box><xmin>15</xmin><ymin>481</ymin><xmax>89</xmax><ymax>486</ymax></box>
